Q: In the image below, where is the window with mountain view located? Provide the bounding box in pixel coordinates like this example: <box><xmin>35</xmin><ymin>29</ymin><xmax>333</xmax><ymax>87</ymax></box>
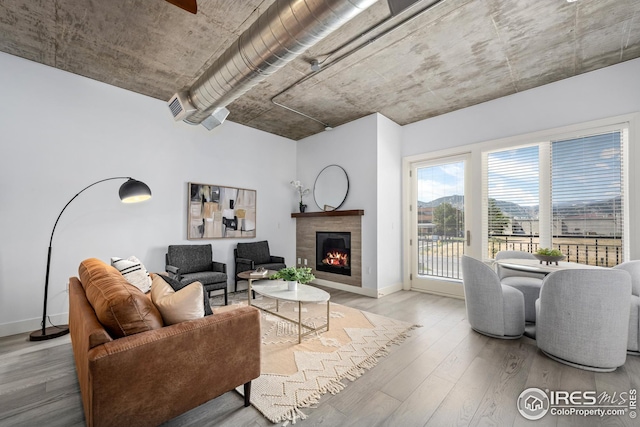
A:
<box><xmin>484</xmin><ymin>129</ymin><xmax>625</xmax><ymax>266</ymax></box>
<box><xmin>487</xmin><ymin>145</ymin><xmax>539</xmax><ymax>254</ymax></box>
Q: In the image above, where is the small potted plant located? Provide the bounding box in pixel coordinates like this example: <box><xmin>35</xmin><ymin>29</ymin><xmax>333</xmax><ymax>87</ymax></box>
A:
<box><xmin>534</xmin><ymin>248</ymin><xmax>565</xmax><ymax>265</ymax></box>
<box><xmin>270</xmin><ymin>266</ymin><xmax>315</xmax><ymax>291</ymax></box>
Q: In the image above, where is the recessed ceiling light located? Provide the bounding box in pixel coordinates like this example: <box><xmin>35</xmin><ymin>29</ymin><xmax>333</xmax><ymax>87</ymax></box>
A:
<box><xmin>567</xmin><ymin>0</ymin><xmax>578</xmax><ymax>3</ymax></box>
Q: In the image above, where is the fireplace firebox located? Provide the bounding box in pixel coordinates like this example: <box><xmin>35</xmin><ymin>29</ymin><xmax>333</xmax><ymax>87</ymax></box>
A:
<box><xmin>316</xmin><ymin>232</ymin><xmax>351</xmax><ymax>276</ymax></box>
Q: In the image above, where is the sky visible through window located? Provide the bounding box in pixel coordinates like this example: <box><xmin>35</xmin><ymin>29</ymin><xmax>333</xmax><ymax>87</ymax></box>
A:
<box><xmin>417</xmin><ymin>161</ymin><xmax>464</xmax><ymax>206</ymax></box>
<box><xmin>488</xmin><ymin>146</ymin><xmax>539</xmax><ymax>208</ymax></box>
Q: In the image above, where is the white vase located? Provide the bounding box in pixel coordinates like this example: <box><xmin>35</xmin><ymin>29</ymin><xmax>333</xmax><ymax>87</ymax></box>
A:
<box><xmin>287</xmin><ymin>280</ymin><xmax>298</xmax><ymax>291</ymax></box>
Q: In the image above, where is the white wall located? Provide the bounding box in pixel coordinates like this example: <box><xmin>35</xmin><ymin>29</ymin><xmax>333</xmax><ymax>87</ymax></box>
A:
<box><xmin>296</xmin><ymin>114</ymin><xmax>379</xmax><ymax>292</ymax></box>
<box><xmin>0</xmin><ymin>52</ymin><xmax>297</xmax><ymax>336</ymax></box>
<box><xmin>376</xmin><ymin>115</ymin><xmax>403</xmax><ymax>294</ymax></box>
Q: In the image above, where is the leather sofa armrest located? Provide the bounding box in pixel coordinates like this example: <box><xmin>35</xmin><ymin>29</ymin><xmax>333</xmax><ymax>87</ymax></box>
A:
<box><xmin>87</xmin><ymin>306</ymin><xmax>261</xmax><ymax>427</ymax></box>
<box><xmin>270</xmin><ymin>255</ymin><xmax>285</xmax><ymax>264</ymax></box>
<box><xmin>212</xmin><ymin>261</ymin><xmax>226</xmax><ymax>273</ymax></box>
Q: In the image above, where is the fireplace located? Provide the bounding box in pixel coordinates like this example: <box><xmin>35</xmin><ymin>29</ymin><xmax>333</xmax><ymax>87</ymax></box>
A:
<box><xmin>316</xmin><ymin>232</ymin><xmax>351</xmax><ymax>276</ymax></box>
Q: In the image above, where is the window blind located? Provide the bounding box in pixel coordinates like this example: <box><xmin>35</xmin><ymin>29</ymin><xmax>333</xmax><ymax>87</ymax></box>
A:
<box><xmin>487</xmin><ymin>146</ymin><xmax>540</xmax><ymax>236</ymax></box>
<box><xmin>551</xmin><ymin>131</ymin><xmax>623</xmax><ymax>239</ymax></box>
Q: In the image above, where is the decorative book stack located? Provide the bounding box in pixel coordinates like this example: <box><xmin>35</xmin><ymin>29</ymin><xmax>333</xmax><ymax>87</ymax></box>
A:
<box><xmin>250</xmin><ymin>269</ymin><xmax>268</xmax><ymax>278</ymax></box>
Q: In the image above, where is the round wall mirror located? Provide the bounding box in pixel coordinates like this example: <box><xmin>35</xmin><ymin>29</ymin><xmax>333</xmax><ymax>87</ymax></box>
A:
<box><xmin>314</xmin><ymin>165</ymin><xmax>349</xmax><ymax>211</ymax></box>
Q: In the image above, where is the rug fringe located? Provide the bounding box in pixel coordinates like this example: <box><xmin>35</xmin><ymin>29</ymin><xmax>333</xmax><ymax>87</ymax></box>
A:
<box><xmin>280</xmin><ymin>406</ymin><xmax>308</xmax><ymax>426</ymax></box>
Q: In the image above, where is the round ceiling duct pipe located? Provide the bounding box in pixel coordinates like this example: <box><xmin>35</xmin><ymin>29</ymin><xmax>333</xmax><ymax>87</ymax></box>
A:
<box><xmin>169</xmin><ymin>0</ymin><xmax>377</xmax><ymax>129</ymax></box>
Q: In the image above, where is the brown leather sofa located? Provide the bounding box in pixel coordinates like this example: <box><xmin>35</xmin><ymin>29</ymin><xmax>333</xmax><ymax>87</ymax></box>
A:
<box><xmin>69</xmin><ymin>258</ymin><xmax>261</xmax><ymax>427</ymax></box>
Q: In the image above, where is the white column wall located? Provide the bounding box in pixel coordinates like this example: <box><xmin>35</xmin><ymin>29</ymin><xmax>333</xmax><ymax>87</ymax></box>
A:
<box><xmin>376</xmin><ymin>115</ymin><xmax>403</xmax><ymax>295</ymax></box>
<box><xmin>296</xmin><ymin>115</ymin><xmax>379</xmax><ymax>293</ymax></box>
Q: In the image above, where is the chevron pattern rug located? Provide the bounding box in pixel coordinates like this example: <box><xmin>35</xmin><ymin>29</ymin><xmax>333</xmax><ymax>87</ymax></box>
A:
<box><xmin>227</xmin><ymin>297</ymin><xmax>419</xmax><ymax>424</ymax></box>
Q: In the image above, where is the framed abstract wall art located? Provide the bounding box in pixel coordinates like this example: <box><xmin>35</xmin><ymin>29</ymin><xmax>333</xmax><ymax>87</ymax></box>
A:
<box><xmin>187</xmin><ymin>182</ymin><xmax>256</xmax><ymax>239</ymax></box>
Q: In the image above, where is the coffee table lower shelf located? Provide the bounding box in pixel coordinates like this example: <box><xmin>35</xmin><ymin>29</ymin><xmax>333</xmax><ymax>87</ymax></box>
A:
<box><xmin>249</xmin><ymin>281</ymin><xmax>330</xmax><ymax>344</ymax></box>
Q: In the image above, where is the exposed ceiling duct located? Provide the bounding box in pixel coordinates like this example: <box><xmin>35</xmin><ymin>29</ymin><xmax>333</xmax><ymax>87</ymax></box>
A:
<box><xmin>168</xmin><ymin>0</ymin><xmax>378</xmax><ymax>130</ymax></box>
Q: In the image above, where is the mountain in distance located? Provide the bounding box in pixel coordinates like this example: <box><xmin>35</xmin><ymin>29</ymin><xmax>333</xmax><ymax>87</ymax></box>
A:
<box><xmin>418</xmin><ymin>195</ymin><xmax>464</xmax><ymax>209</ymax></box>
<box><xmin>419</xmin><ymin>195</ymin><xmax>621</xmax><ymax>218</ymax></box>
<box><xmin>552</xmin><ymin>195</ymin><xmax>622</xmax><ymax>217</ymax></box>
<box><xmin>417</xmin><ymin>195</ymin><xmax>531</xmax><ymax>217</ymax></box>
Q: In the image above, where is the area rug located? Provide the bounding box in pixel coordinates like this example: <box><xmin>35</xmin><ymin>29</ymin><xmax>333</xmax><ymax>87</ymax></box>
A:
<box><xmin>220</xmin><ymin>294</ymin><xmax>419</xmax><ymax>424</ymax></box>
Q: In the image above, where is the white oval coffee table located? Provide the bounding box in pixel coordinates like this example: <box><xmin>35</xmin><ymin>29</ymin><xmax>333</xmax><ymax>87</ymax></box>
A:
<box><xmin>250</xmin><ymin>280</ymin><xmax>330</xmax><ymax>343</ymax></box>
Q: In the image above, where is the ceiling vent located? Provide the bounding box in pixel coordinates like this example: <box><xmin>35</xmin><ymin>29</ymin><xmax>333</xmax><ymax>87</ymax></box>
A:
<box><xmin>168</xmin><ymin>0</ymin><xmax>377</xmax><ymax>131</ymax></box>
<box><xmin>168</xmin><ymin>92</ymin><xmax>196</xmax><ymax>121</ymax></box>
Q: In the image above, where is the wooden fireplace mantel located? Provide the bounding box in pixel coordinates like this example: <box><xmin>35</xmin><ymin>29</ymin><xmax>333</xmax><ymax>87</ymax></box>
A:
<box><xmin>291</xmin><ymin>209</ymin><xmax>364</xmax><ymax>218</ymax></box>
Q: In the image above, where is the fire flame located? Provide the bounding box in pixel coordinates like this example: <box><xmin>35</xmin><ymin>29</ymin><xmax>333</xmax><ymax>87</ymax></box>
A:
<box><xmin>322</xmin><ymin>250</ymin><xmax>348</xmax><ymax>266</ymax></box>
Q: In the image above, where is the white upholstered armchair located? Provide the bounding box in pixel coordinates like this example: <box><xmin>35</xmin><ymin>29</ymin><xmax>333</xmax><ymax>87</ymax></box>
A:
<box><xmin>536</xmin><ymin>269</ymin><xmax>631</xmax><ymax>371</ymax></box>
<box><xmin>461</xmin><ymin>255</ymin><xmax>525</xmax><ymax>339</ymax></box>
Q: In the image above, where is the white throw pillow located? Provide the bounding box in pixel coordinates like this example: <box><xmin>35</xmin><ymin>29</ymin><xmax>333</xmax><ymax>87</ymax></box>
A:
<box><xmin>150</xmin><ymin>275</ymin><xmax>205</xmax><ymax>325</ymax></box>
<box><xmin>110</xmin><ymin>256</ymin><xmax>152</xmax><ymax>293</ymax></box>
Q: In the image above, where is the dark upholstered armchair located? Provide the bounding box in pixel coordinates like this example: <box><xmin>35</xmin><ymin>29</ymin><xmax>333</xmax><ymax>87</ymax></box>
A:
<box><xmin>166</xmin><ymin>244</ymin><xmax>228</xmax><ymax>305</ymax></box>
<box><xmin>234</xmin><ymin>240</ymin><xmax>286</xmax><ymax>291</ymax></box>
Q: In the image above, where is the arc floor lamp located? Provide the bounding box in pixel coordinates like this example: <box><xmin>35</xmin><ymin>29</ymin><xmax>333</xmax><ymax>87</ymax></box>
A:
<box><xmin>29</xmin><ymin>177</ymin><xmax>152</xmax><ymax>341</ymax></box>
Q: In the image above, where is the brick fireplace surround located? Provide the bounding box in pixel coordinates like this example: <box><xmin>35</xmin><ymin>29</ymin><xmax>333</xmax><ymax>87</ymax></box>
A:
<box><xmin>291</xmin><ymin>210</ymin><xmax>363</xmax><ymax>287</ymax></box>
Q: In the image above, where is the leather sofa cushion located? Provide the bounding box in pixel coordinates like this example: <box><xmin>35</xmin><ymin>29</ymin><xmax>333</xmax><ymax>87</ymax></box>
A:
<box><xmin>150</xmin><ymin>275</ymin><xmax>205</xmax><ymax>325</ymax></box>
<box><xmin>154</xmin><ymin>273</ymin><xmax>213</xmax><ymax>316</ymax></box>
<box><xmin>79</xmin><ymin>258</ymin><xmax>164</xmax><ymax>338</ymax></box>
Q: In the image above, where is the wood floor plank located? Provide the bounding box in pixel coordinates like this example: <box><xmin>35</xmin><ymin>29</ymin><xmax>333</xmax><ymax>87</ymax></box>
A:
<box><xmin>339</xmin><ymin>390</ymin><xmax>401</xmax><ymax>427</ymax></box>
<box><xmin>429</xmin><ymin>328</ymin><xmax>489</xmax><ymax>384</ymax></box>
<box><xmin>426</xmin><ymin>355</ymin><xmax>501</xmax><ymax>427</ymax></box>
<box><xmin>556</xmin><ymin>366</ymin><xmax>599</xmax><ymax>427</ymax></box>
<box><xmin>512</xmin><ymin>347</ymin><xmax>562</xmax><ymax>427</ymax></box>
<box><xmin>469</xmin><ymin>339</ymin><xmax>538</xmax><ymax>427</ymax></box>
<box><xmin>380</xmin><ymin>318</ymin><xmax>471</xmax><ymax>402</ymax></box>
<box><xmin>379</xmin><ymin>372</ymin><xmax>455</xmax><ymax>427</ymax></box>
<box><xmin>293</xmin><ymin>400</ymin><xmax>348</xmax><ymax>427</ymax></box>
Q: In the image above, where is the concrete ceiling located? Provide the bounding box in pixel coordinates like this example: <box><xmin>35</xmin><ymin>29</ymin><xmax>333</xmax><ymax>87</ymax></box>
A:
<box><xmin>1</xmin><ymin>0</ymin><xmax>639</xmax><ymax>140</ymax></box>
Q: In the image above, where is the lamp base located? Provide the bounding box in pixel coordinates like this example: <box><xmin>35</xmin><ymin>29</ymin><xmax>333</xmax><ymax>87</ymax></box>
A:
<box><xmin>29</xmin><ymin>324</ymin><xmax>70</xmax><ymax>341</ymax></box>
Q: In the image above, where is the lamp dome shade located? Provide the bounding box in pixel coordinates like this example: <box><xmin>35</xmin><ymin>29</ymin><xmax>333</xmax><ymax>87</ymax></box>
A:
<box><xmin>119</xmin><ymin>179</ymin><xmax>152</xmax><ymax>203</ymax></box>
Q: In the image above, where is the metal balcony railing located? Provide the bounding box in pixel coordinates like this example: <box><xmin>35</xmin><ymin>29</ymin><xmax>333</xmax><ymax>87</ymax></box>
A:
<box><xmin>417</xmin><ymin>236</ymin><xmax>465</xmax><ymax>279</ymax></box>
<box><xmin>487</xmin><ymin>235</ymin><xmax>622</xmax><ymax>267</ymax></box>
<box><xmin>417</xmin><ymin>233</ymin><xmax>623</xmax><ymax>279</ymax></box>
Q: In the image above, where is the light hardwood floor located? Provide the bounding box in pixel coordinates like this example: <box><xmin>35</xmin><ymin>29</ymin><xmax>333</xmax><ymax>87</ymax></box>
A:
<box><xmin>1</xmin><ymin>287</ymin><xmax>638</xmax><ymax>427</ymax></box>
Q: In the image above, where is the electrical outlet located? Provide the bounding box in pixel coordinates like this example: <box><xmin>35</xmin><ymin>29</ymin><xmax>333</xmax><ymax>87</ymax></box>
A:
<box><xmin>304</xmin><ymin>259</ymin><xmax>308</xmax><ymax>265</ymax></box>
<box><xmin>297</xmin><ymin>257</ymin><xmax>301</xmax><ymax>264</ymax></box>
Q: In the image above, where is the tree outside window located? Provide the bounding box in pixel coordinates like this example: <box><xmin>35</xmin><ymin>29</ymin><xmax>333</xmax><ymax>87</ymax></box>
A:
<box><xmin>433</xmin><ymin>202</ymin><xmax>464</xmax><ymax>237</ymax></box>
